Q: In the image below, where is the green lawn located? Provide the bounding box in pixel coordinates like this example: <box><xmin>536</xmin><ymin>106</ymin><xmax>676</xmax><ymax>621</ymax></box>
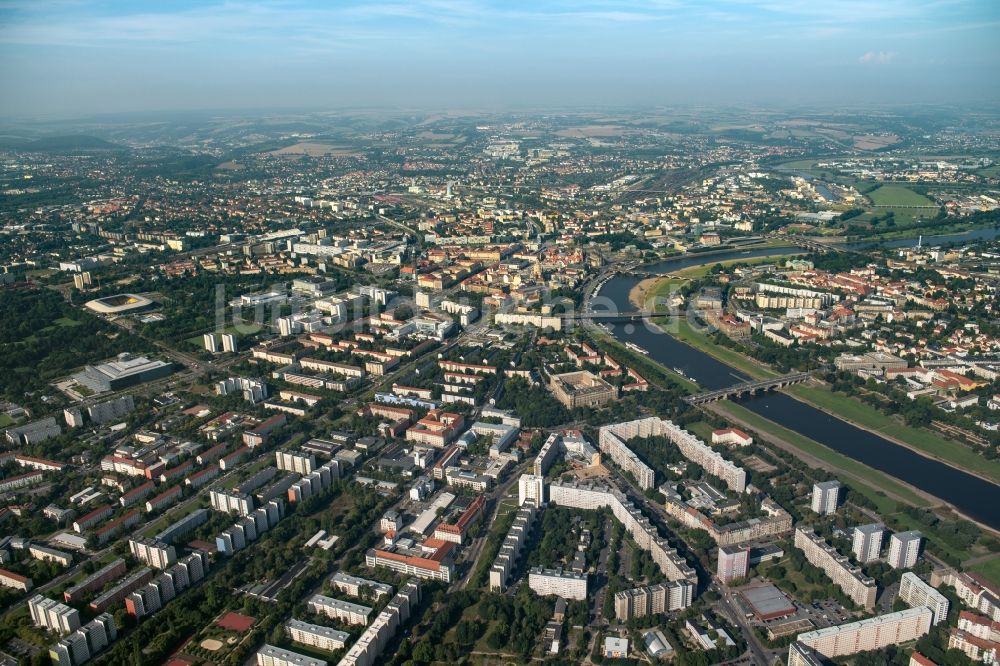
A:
<box><xmin>787</xmin><ymin>384</ymin><xmax>1000</xmax><ymax>485</ymax></box>
<box><xmin>685</xmin><ymin>420</ymin><xmax>718</xmax><ymax>443</ymax></box>
<box><xmin>53</xmin><ymin>317</ymin><xmax>83</xmax><ymax>327</ymax></box>
<box><xmin>969</xmin><ymin>555</ymin><xmax>1000</xmax><ymax>588</ymax></box>
<box><xmin>0</xmin><ymin>414</ymin><xmax>13</xmax><ymax>428</ymax></box>
<box><xmin>867</xmin><ymin>185</ymin><xmax>935</xmax><ymax>207</ymax></box>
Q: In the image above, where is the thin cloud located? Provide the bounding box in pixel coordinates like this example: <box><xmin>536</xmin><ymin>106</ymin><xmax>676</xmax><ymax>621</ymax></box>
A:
<box><xmin>859</xmin><ymin>50</ymin><xmax>897</xmax><ymax>64</ymax></box>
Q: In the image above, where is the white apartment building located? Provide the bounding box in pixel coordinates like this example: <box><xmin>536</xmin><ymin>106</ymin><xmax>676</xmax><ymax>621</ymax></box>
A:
<box><xmin>811</xmin><ymin>480</ymin><xmax>841</xmax><ymax>515</ymax></box>
<box><xmin>795</xmin><ymin>607</ymin><xmax>932</xmax><ymax>660</ymax></box>
<box><xmin>794</xmin><ymin>527</ymin><xmax>876</xmax><ymax>610</ymax></box>
<box><xmin>256</xmin><ymin>644</ymin><xmax>326</xmax><ymax>666</ymax></box>
<box><xmin>285</xmin><ymin>619</ymin><xmax>350</xmax><ymax>652</ymax></box>
<box><xmin>549</xmin><ymin>480</ymin><xmax>697</xmax><ymax>583</ymax></box>
<box><xmin>28</xmin><ymin>595</ymin><xmax>81</xmax><ymax>634</ymax></box>
<box><xmin>898</xmin><ymin>572</ymin><xmax>949</xmax><ymax>625</ymax></box>
<box><xmin>518</xmin><ymin>473</ymin><xmax>545</xmax><ymax>506</ymax></box>
<box><xmin>330</xmin><ymin>572</ymin><xmax>394</xmax><ymax>600</ymax></box>
<box><xmin>275</xmin><ymin>450</ymin><xmax>315</xmax><ymax>475</ymax></box>
<box><xmin>128</xmin><ymin>538</ymin><xmax>177</xmax><ymax>570</ymax></box>
<box><xmin>528</xmin><ymin>567</ymin><xmax>587</xmax><ymax>601</ymax></box>
<box><xmin>888</xmin><ymin>531</ymin><xmax>923</xmax><ymax>569</ymax></box>
<box><xmin>614</xmin><ymin>581</ymin><xmax>695</xmax><ymax>620</ymax></box>
<box><xmin>851</xmin><ymin>524</ymin><xmax>884</xmax><ymax>564</ymax></box>
<box><xmin>209</xmin><ymin>489</ymin><xmax>254</xmax><ymax>516</ymax></box>
<box><xmin>598</xmin><ymin>422</ymin><xmax>655</xmax><ymax>490</ymax></box>
<box><xmin>599</xmin><ymin>418</ymin><xmax>746</xmax><ymax>492</ymax></box>
<box><xmin>489</xmin><ymin>502</ymin><xmax>537</xmax><ymax>593</ymax></box>
<box><xmin>306</xmin><ymin>595</ymin><xmax>373</xmax><ymax>626</ymax></box>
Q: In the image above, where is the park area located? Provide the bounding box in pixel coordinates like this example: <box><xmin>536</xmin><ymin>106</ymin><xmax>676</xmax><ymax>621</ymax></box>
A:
<box><xmin>867</xmin><ymin>184</ymin><xmax>935</xmax><ymax>207</ymax></box>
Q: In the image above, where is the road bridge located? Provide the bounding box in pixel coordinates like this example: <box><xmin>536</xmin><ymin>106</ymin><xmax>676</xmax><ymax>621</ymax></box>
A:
<box><xmin>683</xmin><ymin>372</ymin><xmax>812</xmax><ymax>405</ymax></box>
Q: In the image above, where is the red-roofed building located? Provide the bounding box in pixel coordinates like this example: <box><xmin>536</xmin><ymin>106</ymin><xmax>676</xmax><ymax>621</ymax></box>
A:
<box><xmin>712</xmin><ymin>428</ymin><xmax>753</xmax><ymax>447</ymax></box>
<box><xmin>434</xmin><ymin>496</ymin><xmax>485</xmax><ymax>545</ymax></box>
<box><xmin>242</xmin><ymin>414</ymin><xmax>286</xmax><ymax>448</ymax></box>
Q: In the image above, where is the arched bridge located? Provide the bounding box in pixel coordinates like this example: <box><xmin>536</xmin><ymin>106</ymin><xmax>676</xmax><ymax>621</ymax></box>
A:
<box><xmin>568</xmin><ymin>311</ymin><xmax>684</xmax><ymax>323</ymax></box>
<box><xmin>683</xmin><ymin>372</ymin><xmax>812</xmax><ymax>405</ymax></box>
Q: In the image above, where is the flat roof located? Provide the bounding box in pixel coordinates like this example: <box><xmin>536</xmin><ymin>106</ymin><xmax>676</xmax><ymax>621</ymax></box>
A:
<box><xmin>740</xmin><ymin>584</ymin><xmax>796</xmax><ymax>620</ymax></box>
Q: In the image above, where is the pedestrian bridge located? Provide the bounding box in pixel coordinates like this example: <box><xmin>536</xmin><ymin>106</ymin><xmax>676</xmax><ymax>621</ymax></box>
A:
<box><xmin>683</xmin><ymin>372</ymin><xmax>812</xmax><ymax>405</ymax></box>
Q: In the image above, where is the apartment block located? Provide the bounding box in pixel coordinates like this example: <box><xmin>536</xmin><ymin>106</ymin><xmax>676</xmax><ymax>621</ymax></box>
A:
<box><xmin>898</xmin><ymin>572</ymin><xmax>949</xmax><ymax>625</ymax></box>
<box><xmin>851</xmin><ymin>524</ymin><xmax>884</xmax><ymax>564</ymax></box>
<box><xmin>598</xmin><ymin>422</ymin><xmax>655</xmax><ymax>490</ymax></box>
<box><xmin>528</xmin><ymin>567</ymin><xmax>587</xmax><ymax>601</ymax></box>
<box><xmin>256</xmin><ymin>644</ymin><xmax>325</xmax><ymax>666</ymax></box>
<box><xmin>64</xmin><ymin>559</ymin><xmax>126</xmax><ymax>604</ymax></box>
<box><xmin>337</xmin><ymin>581</ymin><xmax>421</xmax><ymax>666</ymax></box>
<box><xmin>718</xmin><ymin>544</ymin><xmax>750</xmax><ymax>583</ymax></box>
<box><xmin>794</xmin><ymin>607</ymin><xmax>932</xmax><ymax>660</ymax></box>
<box><xmin>285</xmin><ymin>619</ymin><xmax>350</xmax><ymax>653</ymax></box>
<box><xmin>888</xmin><ymin>531</ymin><xmax>923</xmax><ymax>569</ymax></box>
<box><xmin>811</xmin><ymin>480</ymin><xmax>841</xmax><ymax>515</ymax></box>
<box><xmin>614</xmin><ymin>581</ymin><xmax>695</xmax><ymax>621</ymax></box>
<box><xmin>29</xmin><ymin>595</ymin><xmax>81</xmax><ymax>633</ymax></box>
<box><xmin>330</xmin><ymin>572</ymin><xmax>394</xmax><ymax>600</ymax></box>
<box><xmin>307</xmin><ymin>595</ymin><xmax>373</xmax><ymax>625</ymax></box>
<box><xmin>128</xmin><ymin>538</ymin><xmax>177</xmax><ymax>569</ymax></box>
<box><xmin>489</xmin><ymin>502</ymin><xmax>537</xmax><ymax>592</ymax></box>
<box><xmin>794</xmin><ymin>527</ymin><xmax>876</xmax><ymax>610</ymax></box>
<box><xmin>276</xmin><ymin>450</ymin><xmax>315</xmax><ymax>475</ymax></box>
<box><xmin>549</xmin><ymin>480</ymin><xmax>697</xmax><ymax>583</ymax></box>
<box><xmin>598</xmin><ymin>418</ymin><xmax>745</xmax><ymax>492</ymax></box>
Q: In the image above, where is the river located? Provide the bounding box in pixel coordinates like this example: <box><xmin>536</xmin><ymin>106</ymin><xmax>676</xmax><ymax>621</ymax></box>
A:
<box><xmin>595</xmin><ymin>240</ymin><xmax>1000</xmax><ymax>530</ymax></box>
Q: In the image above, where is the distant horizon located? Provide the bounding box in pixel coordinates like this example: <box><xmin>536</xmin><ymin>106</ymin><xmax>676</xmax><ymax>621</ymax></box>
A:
<box><xmin>2</xmin><ymin>0</ymin><xmax>999</xmax><ymax>119</ymax></box>
<box><xmin>3</xmin><ymin>100</ymin><xmax>1000</xmax><ymax>128</ymax></box>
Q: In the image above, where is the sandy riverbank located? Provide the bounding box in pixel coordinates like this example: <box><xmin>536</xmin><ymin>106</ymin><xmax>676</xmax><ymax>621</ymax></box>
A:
<box><xmin>628</xmin><ymin>277</ymin><xmax>662</xmax><ymax>311</ymax></box>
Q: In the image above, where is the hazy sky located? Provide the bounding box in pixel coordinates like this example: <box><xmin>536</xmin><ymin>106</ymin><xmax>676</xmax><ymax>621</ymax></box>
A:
<box><xmin>1</xmin><ymin>0</ymin><xmax>998</xmax><ymax>118</ymax></box>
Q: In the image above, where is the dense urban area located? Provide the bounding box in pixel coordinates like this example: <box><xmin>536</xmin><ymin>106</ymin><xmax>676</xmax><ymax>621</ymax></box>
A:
<box><xmin>1</xmin><ymin>108</ymin><xmax>1000</xmax><ymax>666</ymax></box>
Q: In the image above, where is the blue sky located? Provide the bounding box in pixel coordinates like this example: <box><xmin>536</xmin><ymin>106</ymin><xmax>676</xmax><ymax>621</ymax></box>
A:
<box><xmin>0</xmin><ymin>0</ymin><xmax>998</xmax><ymax>117</ymax></box>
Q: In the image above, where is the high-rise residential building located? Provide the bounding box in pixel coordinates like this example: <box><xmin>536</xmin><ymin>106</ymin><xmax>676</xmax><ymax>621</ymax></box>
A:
<box><xmin>851</xmin><ymin>524</ymin><xmax>884</xmax><ymax>563</ymax></box>
<box><xmin>811</xmin><ymin>480</ymin><xmax>841</xmax><ymax>515</ymax></box>
<box><xmin>203</xmin><ymin>333</ymin><xmax>220</xmax><ymax>353</ymax></box>
<box><xmin>28</xmin><ymin>595</ymin><xmax>81</xmax><ymax>633</ymax></box>
<box><xmin>794</xmin><ymin>607</ymin><xmax>932</xmax><ymax>660</ymax></box>
<box><xmin>518</xmin><ymin>473</ymin><xmax>545</xmax><ymax>506</ymax></box>
<box><xmin>222</xmin><ymin>333</ymin><xmax>237</xmax><ymax>353</ymax></box>
<box><xmin>275</xmin><ymin>450</ymin><xmax>315</xmax><ymax>475</ymax></box>
<box><xmin>285</xmin><ymin>619</ymin><xmax>350</xmax><ymax>653</ymax></box>
<box><xmin>128</xmin><ymin>538</ymin><xmax>177</xmax><ymax>569</ymax></box>
<box><xmin>718</xmin><ymin>544</ymin><xmax>750</xmax><ymax>583</ymax></box>
<box><xmin>528</xmin><ymin>567</ymin><xmax>588</xmax><ymax>600</ymax></box>
<box><xmin>598</xmin><ymin>422</ymin><xmax>655</xmax><ymax>489</ymax></box>
<box><xmin>306</xmin><ymin>595</ymin><xmax>373</xmax><ymax>625</ymax></box>
<box><xmin>888</xmin><ymin>531</ymin><xmax>923</xmax><ymax>569</ymax></box>
<box><xmin>549</xmin><ymin>480</ymin><xmax>696</xmax><ymax>583</ymax></box>
<box><xmin>596</xmin><ymin>418</ymin><xmax>745</xmax><ymax>492</ymax></box>
<box><xmin>614</xmin><ymin>581</ymin><xmax>695</xmax><ymax>620</ymax></box>
<box><xmin>794</xmin><ymin>527</ymin><xmax>876</xmax><ymax>610</ymax></box>
<box><xmin>489</xmin><ymin>502</ymin><xmax>537</xmax><ymax>592</ymax></box>
<box><xmin>256</xmin><ymin>644</ymin><xmax>325</xmax><ymax>666</ymax></box>
<box><xmin>898</xmin><ymin>572</ymin><xmax>949</xmax><ymax>625</ymax></box>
